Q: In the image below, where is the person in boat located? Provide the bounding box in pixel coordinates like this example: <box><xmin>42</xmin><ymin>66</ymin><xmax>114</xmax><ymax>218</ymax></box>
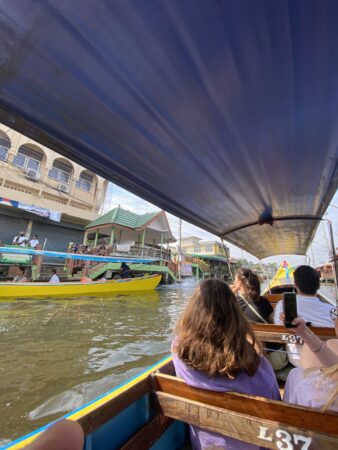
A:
<box><xmin>12</xmin><ymin>231</ymin><xmax>28</xmax><ymax>246</ymax></box>
<box><xmin>274</xmin><ymin>265</ymin><xmax>335</xmax><ymax>367</ymax></box>
<box><xmin>283</xmin><ymin>309</ymin><xmax>338</xmax><ymax>412</ymax></box>
<box><xmin>281</xmin><ymin>311</ymin><xmax>338</xmax><ymax>368</ymax></box>
<box><xmin>28</xmin><ymin>234</ymin><xmax>39</xmax><ymax>249</ymax></box>
<box><xmin>49</xmin><ymin>268</ymin><xmax>60</xmax><ymax>283</ymax></box>
<box><xmin>172</xmin><ymin>279</ymin><xmax>280</xmax><ymax>450</ymax></box>
<box><xmin>12</xmin><ymin>266</ymin><xmax>26</xmax><ymax>282</ymax></box>
<box><xmin>120</xmin><ymin>262</ymin><xmax>131</xmax><ymax>279</ymax></box>
<box><xmin>232</xmin><ymin>268</ymin><xmax>273</xmax><ymax>323</ymax></box>
<box><xmin>22</xmin><ymin>419</ymin><xmax>84</xmax><ymax>450</ymax></box>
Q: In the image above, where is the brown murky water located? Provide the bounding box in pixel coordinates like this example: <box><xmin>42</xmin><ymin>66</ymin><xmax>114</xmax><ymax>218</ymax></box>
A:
<box><xmin>0</xmin><ymin>281</ymin><xmax>335</xmax><ymax>446</ymax></box>
<box><xmin>0</xmin><ymin>280</ymin><xmax>196</xmax><ymax>445</ymax></box>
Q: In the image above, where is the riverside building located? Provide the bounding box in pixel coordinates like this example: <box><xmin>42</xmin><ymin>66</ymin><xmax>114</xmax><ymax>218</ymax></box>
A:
<box><xmin>0</xmin><ymin>125</ymin><xmax>108</xmax><ymax>251</ymax></box>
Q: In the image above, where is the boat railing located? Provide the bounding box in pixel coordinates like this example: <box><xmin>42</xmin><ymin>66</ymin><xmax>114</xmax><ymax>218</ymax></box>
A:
<box><xmin>65</xmin><ymin>244</ymin><xmax>172</xmax><ymax>274</ymax></box>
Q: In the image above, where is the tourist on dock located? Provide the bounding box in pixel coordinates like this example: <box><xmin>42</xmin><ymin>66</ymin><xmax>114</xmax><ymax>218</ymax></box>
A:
<box><xmin>49</xmin><ymin>268</ymin><xmax>60</xmax><ymax>283</ymax></box>
<box><xmin>232</xmin><ymin>268</ymin><xmax>273</xmax><ymax>323</ymax></box>
<box><xmin>172</xmin><ymin>279</ymin><xmax>280</xmax><ymax>450</ymax></box>
<box><xmin>29</xmin><ymin>234</ymin><xmax>39</xmax><ymax>249</ymax></box>
<box><xmin>274</xmin><ymin>265</ymin><xmax>335</xmax><ymax>366</ymax></box>
<box><xmin>12</xmin><ymin>231</ymin><xmax>28</xmax><ymax>246</ymax></box>
<box><xmin>120</xmin><ymin>262</ymin><xmax>131</xmax><ymax>279</ymax></box>
<box><xmin>23</xmin><ymin>419</ymin><xmax>84</xmax><ymax>450</ymax></box>
<box><xmin>283</xmin><ymin>312</ymin><xmax>338</xmax><ymax>412</ymax></box>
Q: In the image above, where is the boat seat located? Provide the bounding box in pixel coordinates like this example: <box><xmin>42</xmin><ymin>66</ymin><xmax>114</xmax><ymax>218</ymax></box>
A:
<box><xmin>252</xmin><ymin>323</ymin><xmax>335</xmax><ymax>344</ymax></box>
<box><xmin>151</xmin><ymin>373</ymin><xmax>338</xmax><ymax>450</ymax></box>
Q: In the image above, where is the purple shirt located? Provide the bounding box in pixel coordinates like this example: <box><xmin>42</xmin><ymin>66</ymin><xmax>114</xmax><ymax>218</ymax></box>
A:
<box><xmin>172</xmin><ymin>351</ymin><xmax>280</xmax><ymax>450</ymax></box>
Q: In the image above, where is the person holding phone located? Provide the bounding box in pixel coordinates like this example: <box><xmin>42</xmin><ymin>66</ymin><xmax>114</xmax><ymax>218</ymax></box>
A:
<box><xmin>273</xmin><ymin>265</ymin><xmax>334</xmax><ymax>366</ymax></box>
<box><xmin>283</xmin><ymin>310</ymin><xmax>338</xmax><ymax>412</ymax></box>
<box><xmin>282</xmin><ymin>309</ymin><xmax>338</xmax><ymax>368</ymax></box>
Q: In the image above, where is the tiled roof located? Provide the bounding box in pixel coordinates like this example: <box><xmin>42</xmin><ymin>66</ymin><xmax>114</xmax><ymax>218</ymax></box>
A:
<box><xmin>86</xmin><ymin>206</ymin><xmax>159</xmax><ymax>229</ymax></box>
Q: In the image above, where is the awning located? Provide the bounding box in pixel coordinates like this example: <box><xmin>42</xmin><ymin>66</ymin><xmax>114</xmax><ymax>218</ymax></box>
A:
<box><xmin>1</xmin><ymin>1</ymin><xmax>338</xmax><ymax>259</ymax></box>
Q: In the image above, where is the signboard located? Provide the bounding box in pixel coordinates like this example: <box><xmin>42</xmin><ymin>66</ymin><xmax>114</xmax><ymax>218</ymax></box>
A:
<box><xmin>0</xmin><ymin>253</ymin><xmax>32</xmax><ymax>264</ymax></box>
<box><xmin>181</xmin><ymin>263</ymin><xmax>193</xmax><ymax>276</ymax></box>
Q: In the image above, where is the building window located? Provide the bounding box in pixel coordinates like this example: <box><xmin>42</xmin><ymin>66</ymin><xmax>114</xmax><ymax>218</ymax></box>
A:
<box><xmin>48</xmin><ymin>160</ymin><xmax>72</xmax><ymax>184</ymax></box>
<box><xmin>0</xmin><ymin>132</ymin><xmax>10</xmax><ymax>161</ymax></box>
<box><xmin>194</xmin><ymin>246</ymin><xmax>201</xmax><ymax>253</ymax></box>
<box><xmin>13</xmin><ymin>145</ymin><xmax>43</xmax><ymax>172</ymax></box>
<box><xmin>204</xmin><ymin>244</ymin><xmax>213</xmax><ymax>252</ymax></box>
<box><xmin>76</xmin><ymin>172</ymin><xmax>93</xmax><ymax>192</ymax></box>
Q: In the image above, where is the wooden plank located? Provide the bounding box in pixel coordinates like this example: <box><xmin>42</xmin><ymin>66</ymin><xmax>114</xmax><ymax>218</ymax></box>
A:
<box><xmin>153</xmin><ymin>374</ymin><xmax>338</xmax><ymax>434</ymax></box>
<box><xmin>120</xmin><ymin>414</ymin><xmax>173</xmax><ymax>450</ymax></box>
<box><xmin>78</xmin><ymin>378</ymin><xmax>150</xmax><ymax>434</ymax></box>
<box><xmin>154</xmin><ymin>391</ymin><xmax>338</xmax><ymax>450</ymax></box>
<box><xmin>252</xmin><ymin>323</ymin><xmax>335</xmax><ymax>344</ymax></box>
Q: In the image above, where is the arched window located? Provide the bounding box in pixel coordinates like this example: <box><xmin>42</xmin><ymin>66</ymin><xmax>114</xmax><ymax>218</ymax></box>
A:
<box><xmin>0</xmin><ymin>131</ymin><xmax>11</xmax><ymax>161</ymax></box>
<box><xmin>76</xmin><ymin>171</ymin><xmax>94</xmax><ymax>192</ymax></box>
<box><xmin>48</xmin><ymin>159</ymin><xmax>73</xmax><ymax>184</ymax></box>
<box><xmin>13</xmin><ymin>144</ymin><xmax>44</xmax><ymax>171</ymax></box>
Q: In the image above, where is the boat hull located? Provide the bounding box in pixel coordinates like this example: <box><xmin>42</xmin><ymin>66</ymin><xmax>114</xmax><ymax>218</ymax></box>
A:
<box><xmin>0</xmin><ymin>275</ymin><xmax>162</xmax><ymax>298</ymax></box>
<box><xmin>3</xmin><ymin>357</ymin><xmax>186</xmax><ymax>450</ymax></box>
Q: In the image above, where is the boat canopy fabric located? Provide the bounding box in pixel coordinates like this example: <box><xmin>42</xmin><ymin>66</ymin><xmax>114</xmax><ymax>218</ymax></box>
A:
<box><xmin>1</xmin><ymin>1</ymin><xmax>338</xmax><ymax>259</ymax></box>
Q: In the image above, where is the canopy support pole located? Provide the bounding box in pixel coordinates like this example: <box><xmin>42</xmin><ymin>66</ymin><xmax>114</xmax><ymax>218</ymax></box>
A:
<box><xmin>221</xmin><ymin>239</ymin><xmax>234</xmax><ymax>281</ymax></box>
<box><xmin>259</xmin><ymin>260</ymin><xmax>271</xmax><ymax>294</ymax></box>
<box><xmin>326</xmin><ymin>220</ymin><xmax>338</xmax><ymax>306</ymax></box>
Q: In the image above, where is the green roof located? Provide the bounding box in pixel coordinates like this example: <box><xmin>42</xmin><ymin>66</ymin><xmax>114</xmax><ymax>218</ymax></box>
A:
<box><xmin>86</xmin><ymin>206</ymin><xmax>159</xmax><ymax>229</ymax></box>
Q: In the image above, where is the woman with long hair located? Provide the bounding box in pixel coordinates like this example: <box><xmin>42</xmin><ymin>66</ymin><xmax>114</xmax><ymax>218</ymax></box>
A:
<box><xmin>232</xmin><ymin>268</ymin><xmax>273</xmax><ymax>323</ymax></box>
<box><xmin>172</xmin><ymin>279</ymin><xmax>280</xmax><ymax>450</ymax></box>
<box><xmin>284</xmin><ymin>363</ymin><xmax>338</xmax><ymax>412</ymax></box>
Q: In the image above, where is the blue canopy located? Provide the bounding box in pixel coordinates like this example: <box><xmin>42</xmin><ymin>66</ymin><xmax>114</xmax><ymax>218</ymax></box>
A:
<box><xmin>1</xmin><ymin>0</ymin><xmax>338</xmax><ymax>259</ymax></box>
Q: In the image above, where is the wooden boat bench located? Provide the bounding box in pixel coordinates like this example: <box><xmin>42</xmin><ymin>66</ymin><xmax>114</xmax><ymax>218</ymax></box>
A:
<box><xmin>252</xmin><ymin>323</ymin><xmax>336</xmax><ymax>345</ymax></box>
<box><xmin>149</xmin><ymin>373</ymin><xmax>338</xmax><ymax>450</ymax></box>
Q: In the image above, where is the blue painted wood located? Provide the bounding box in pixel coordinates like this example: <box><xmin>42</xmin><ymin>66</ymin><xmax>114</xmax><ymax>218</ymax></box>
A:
<box><xmin>0</xmin><ymin>247</ymin><xmax>158</xmax><ymax>264</ymax></box>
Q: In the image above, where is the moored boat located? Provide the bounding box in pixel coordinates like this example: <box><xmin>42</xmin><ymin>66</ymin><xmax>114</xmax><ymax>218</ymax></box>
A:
<box><xmin>0</xmin><ymin>274</ymin><xmax>162</xmax><ymax>299</ymax></box>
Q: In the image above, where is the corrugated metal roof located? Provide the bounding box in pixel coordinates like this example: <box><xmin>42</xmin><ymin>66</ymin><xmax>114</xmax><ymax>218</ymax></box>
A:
<box><xmin>86</xmin><ymin>207</ymin><xmax>159</xmax><ymax>230</ymax></box>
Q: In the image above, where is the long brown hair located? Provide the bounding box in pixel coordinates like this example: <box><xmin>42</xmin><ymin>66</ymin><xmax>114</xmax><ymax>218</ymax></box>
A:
<box><xmin>236</xmin><ymin>268</ymin><xmax>260</xmax><ymax>302</ymax></box>
<box><xmin>317</xmin><ymin>364</ymin><xmax>338</xmax><ymax>412</ymax></box>
<box><xmin>174</xmin><ymin>279</ymin><xmax>260</xmax><ymax>378</ymax></box>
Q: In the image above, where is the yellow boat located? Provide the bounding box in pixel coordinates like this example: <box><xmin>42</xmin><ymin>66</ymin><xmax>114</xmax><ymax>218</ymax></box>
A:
<box><xmin>0</xmin><ymin>275</ymin><xmax>162</xmax><ymax>299</ymax></box>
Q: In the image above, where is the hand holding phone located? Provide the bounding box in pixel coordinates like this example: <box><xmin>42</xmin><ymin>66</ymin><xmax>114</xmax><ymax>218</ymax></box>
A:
<box><xmin>283</xmin><ymin>292</ymin><xmax>297</xmax><ymax>328</ymax></box>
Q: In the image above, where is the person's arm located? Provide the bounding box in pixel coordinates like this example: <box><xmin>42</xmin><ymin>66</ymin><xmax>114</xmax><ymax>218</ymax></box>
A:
<box><xmin>288</xmin><ymin>317</ymin><xmax>337</xmax><ymax>367</ymax></box>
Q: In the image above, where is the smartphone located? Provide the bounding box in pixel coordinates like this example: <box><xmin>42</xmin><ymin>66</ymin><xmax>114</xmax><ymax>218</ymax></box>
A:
<box><xmin>283</xmin><ymin>292</ymin><xmax>297</xmax><ymax>328</ymax></box>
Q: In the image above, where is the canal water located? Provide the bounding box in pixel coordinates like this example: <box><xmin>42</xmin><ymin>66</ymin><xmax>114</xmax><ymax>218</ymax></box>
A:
<box><xmin>0</xmin><ymin>279</ymin><xmax>196</xmax><ymax>445</ymax></box>
<box><xmin>0</xmin><ymin>281</ymin><xmax>335</xmax><ymax>445</ymax></box>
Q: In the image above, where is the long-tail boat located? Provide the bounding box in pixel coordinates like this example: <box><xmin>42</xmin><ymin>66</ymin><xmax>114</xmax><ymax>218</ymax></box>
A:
<box><xmin>0</xmin><ymin>0</ymin><xmax>337</xmax><ymax>448</ymax></box>
<box><xmin>0</xmin><ymin>247</ymin><xmax>162</xmax><ymax>298</ymax></box>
